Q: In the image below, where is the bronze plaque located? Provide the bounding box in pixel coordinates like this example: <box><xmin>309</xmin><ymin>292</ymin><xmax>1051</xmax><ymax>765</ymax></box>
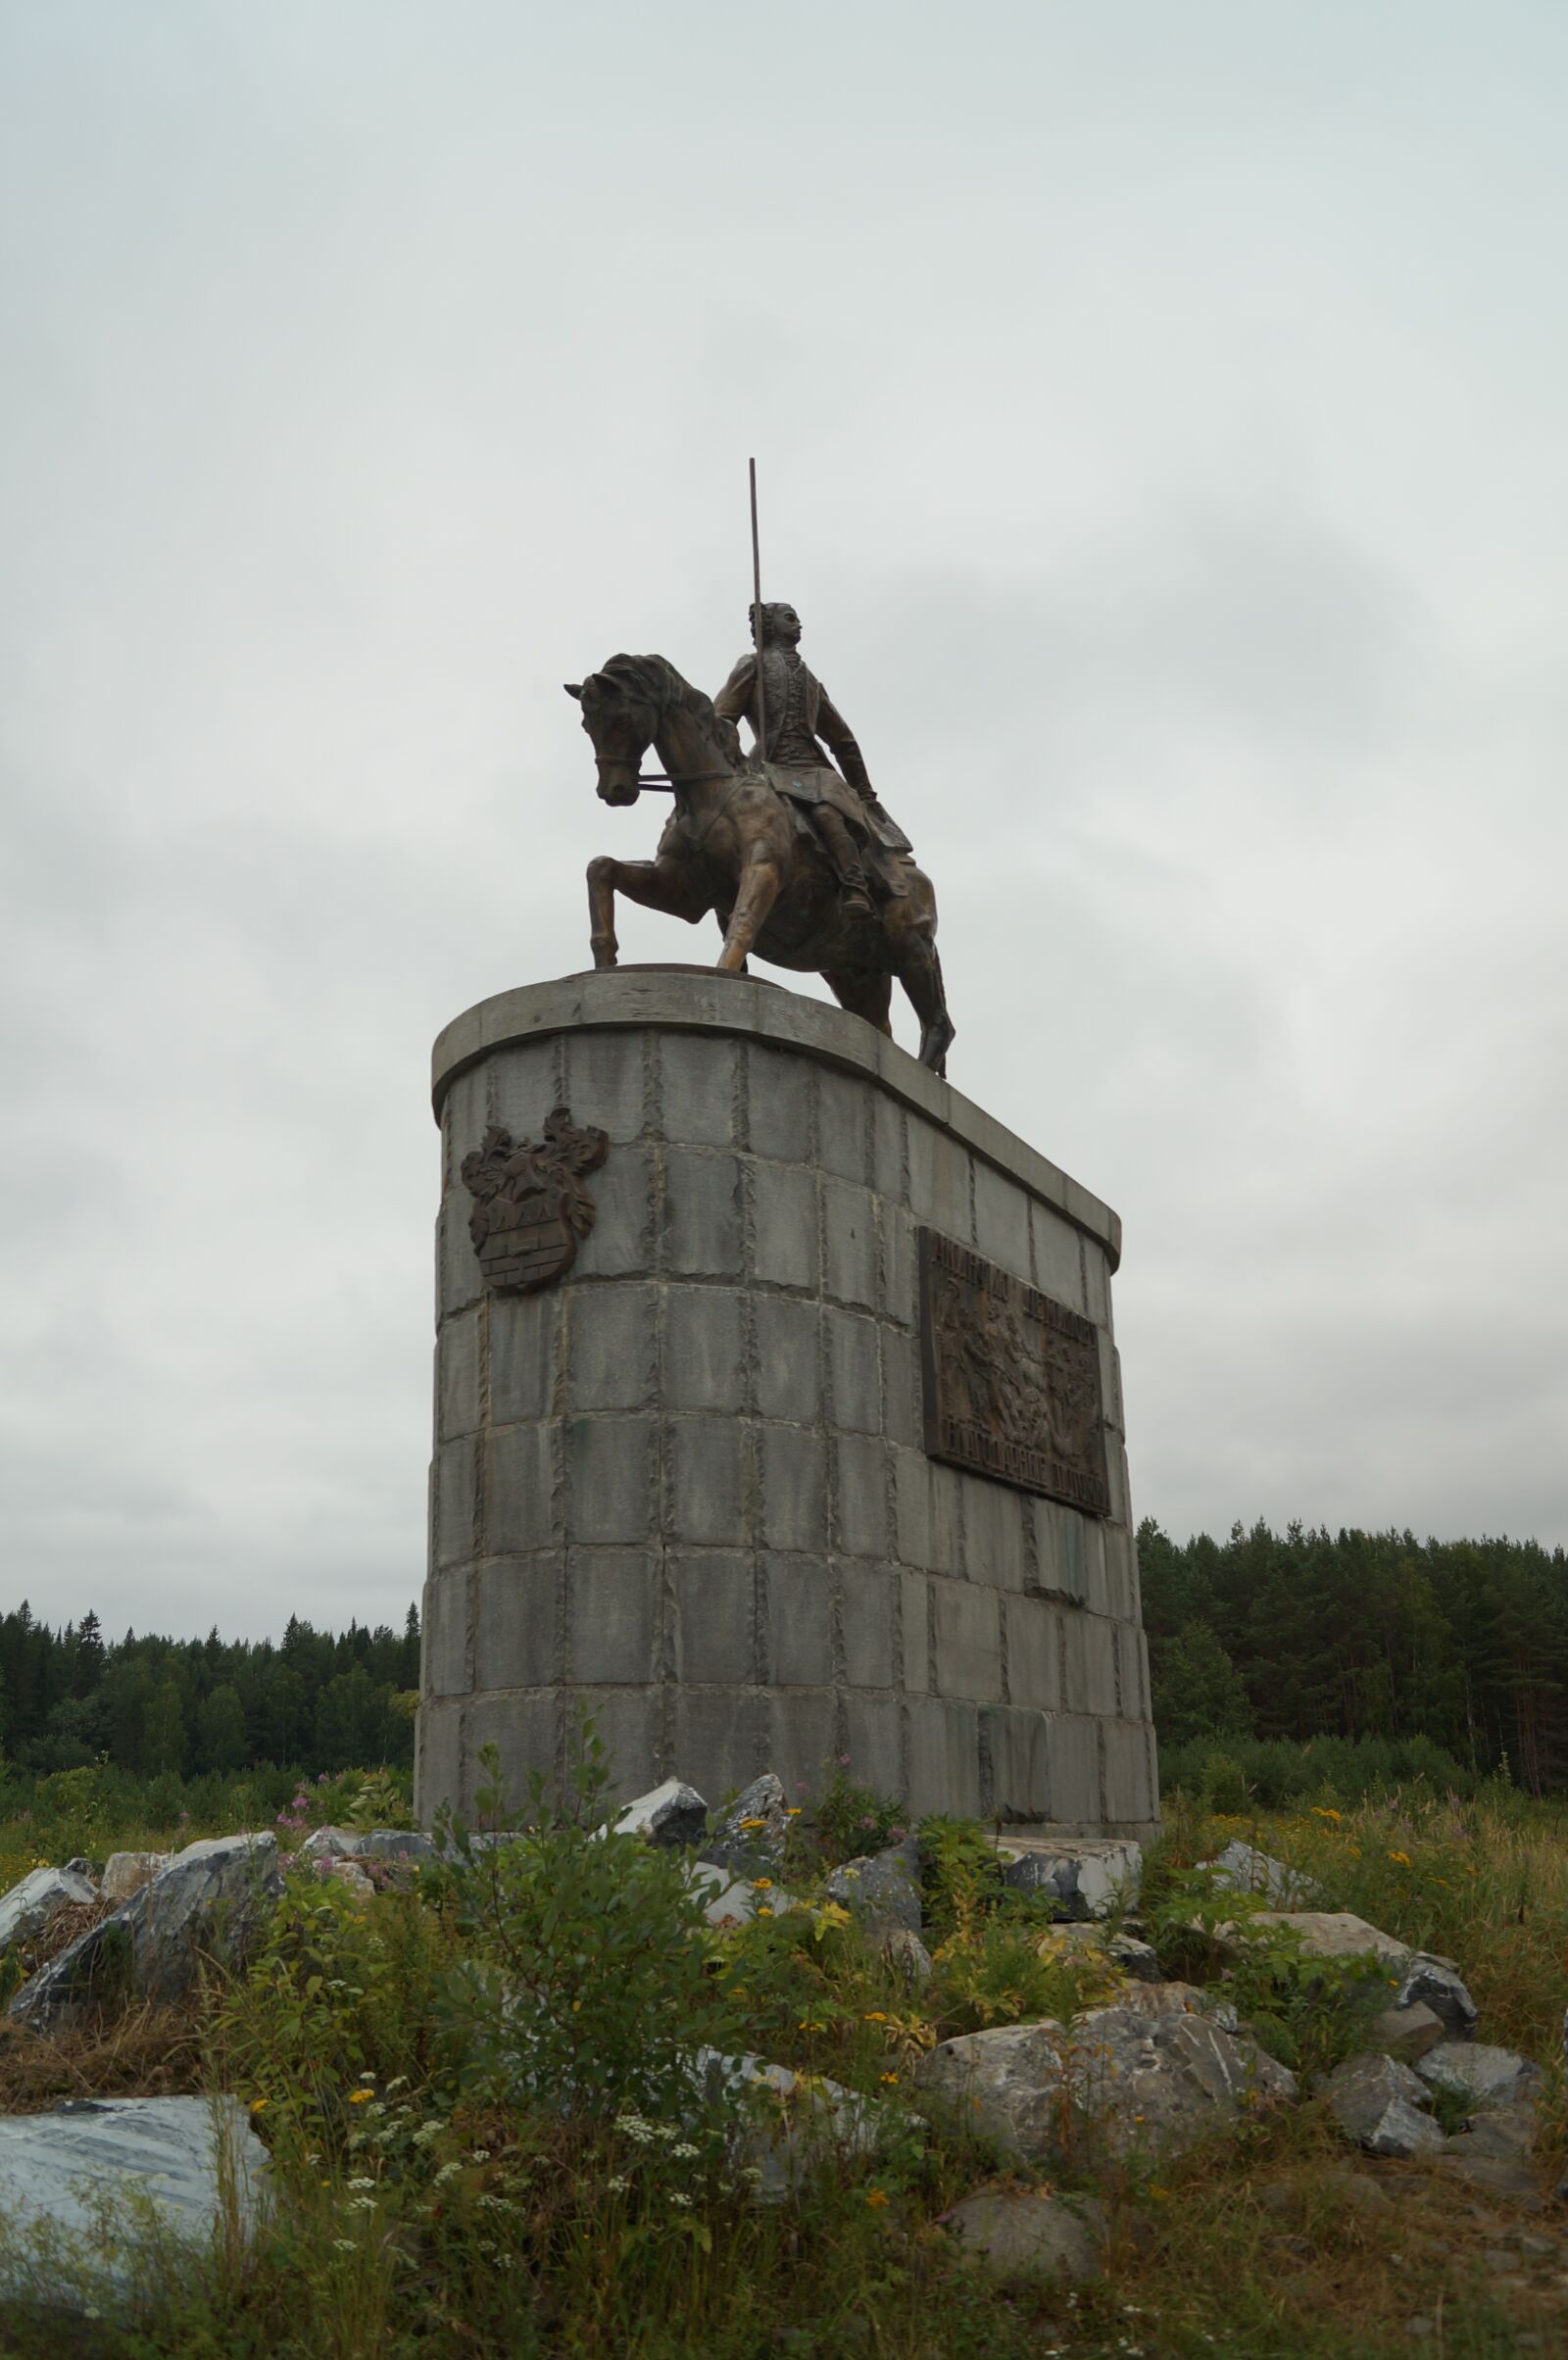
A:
<box><xmin>461</xmin><ymin>1106</ymin><xmax>610</xmax><ymax>1295</ymax></box>
<box><xmin>917</xmin><ymin>1227</ymin><xmax>1109</xmax><ymax>1515</ymax></box>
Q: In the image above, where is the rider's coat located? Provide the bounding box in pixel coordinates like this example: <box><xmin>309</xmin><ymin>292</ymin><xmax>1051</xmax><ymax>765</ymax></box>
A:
<box><xmin>712</xmin><ymin>649</ymin><xmax>912</xmax><ymax>856</ymax></box>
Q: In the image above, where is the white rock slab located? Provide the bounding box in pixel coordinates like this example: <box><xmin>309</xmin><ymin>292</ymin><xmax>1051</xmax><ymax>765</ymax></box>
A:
<box><xmin>0</xmin><ymin>2096</ymin><xmax>269</xmax><ymax>2303</ymax></box>
<box><xmin>0</xmin><ymin>1868</ymin><xmax>97</xmax><ymax>1958</ymax></box>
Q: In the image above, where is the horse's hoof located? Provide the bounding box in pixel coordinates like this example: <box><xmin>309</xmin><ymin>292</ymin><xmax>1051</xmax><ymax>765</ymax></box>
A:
<box><xmin>590</xmin><ymin>939</ymin><xmax>619</xmax><ymax>971</ymax></box>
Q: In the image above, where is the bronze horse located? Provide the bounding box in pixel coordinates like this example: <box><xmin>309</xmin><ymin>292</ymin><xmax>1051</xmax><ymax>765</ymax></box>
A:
<box><xmin>566</xmin><ymin>654</ymin><xmax>956</xmax><ymax>1073</ymax></box>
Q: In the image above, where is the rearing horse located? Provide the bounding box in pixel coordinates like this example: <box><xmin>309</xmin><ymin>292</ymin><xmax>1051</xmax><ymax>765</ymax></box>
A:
<box><xmin>566</xmin><ymin>654</ymin><xmax>956</xmax><ymax>1073</ymax></box>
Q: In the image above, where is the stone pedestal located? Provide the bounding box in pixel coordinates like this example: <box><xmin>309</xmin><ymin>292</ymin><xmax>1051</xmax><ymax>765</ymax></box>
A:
<box><xmin>416</xmin><ymin>969</ymin><xmax>1158</xmax><ymax>1839</ymax></box>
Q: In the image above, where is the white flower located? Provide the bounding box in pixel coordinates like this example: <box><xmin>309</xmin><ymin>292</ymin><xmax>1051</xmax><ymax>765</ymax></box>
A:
<box><xmin>670</xmin><ymin>2141</ymin><xmax>700</xmax><ymax>2160</ymax></box>
<box><xmin>332</xmin><ymin>2237</ymin><xmax>358</xmax><ymax>2253</ymax></box>
<box><xmin>434</xmin><ymin>2160</ymin><xmax>463</xmax><ymax>2186</ymax></box>
<box><xmin>669</xmin><ymin>2192</ymin><xmax>692</xmax><ymax>2208</ymax></box>
<box><xmin>606</xmin><ymin>2176</ymin><xmax>629</xmax><ymax>2193</ymax></box>
<box><xmin>347</xmin><ymin>2177</ymin><xmax>375</xmax><ymax>2190</ymax></box>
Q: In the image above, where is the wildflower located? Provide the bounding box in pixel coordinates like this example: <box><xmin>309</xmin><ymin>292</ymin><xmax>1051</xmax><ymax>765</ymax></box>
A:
<box><xmin>359</xmin><ymin>2072</ymin><xmax>375</xmax><ymax>2084</ymax></box>
<box><xmin>786</xmin><ymin>1806</ymin><xmax>802</xmax><ymax>1816</ymax></box>
<box><xmin>1388</xmin><ymin>1850</ymin><xmax>1411</xmax><ymax>1868</ymax></box>
<box><xmin>754</xmin><ymin>1877</ymin><xmax>773</xmax><ymax>1892</ymax></box>
<box><xmin>348</xmin><ymin>2091</ymin><xmax>372</xmax><ymax>2105</ymax></box>
<box><xmin>756</xmin><ymin>1905</ymin><xmax>773</xmax><ymax>1918</ymax></box>
<box><xmin>863</xmin><ymin>2011</ymin><xmax>887</xmax><ymax>2024</ymax></box>
<box><xmin>879</xmin><ymin>2072</ymin><xmax>899</xmax><ymax>2087</ymax></box>
<box><xmin>671</xmin><ymin>2141</ymin><xmax>700</xmax><ymax>2160</ymax></box>
<box><xmin>434</xmin><ymin>2161</ymin><xmax>463</xmax><ymax>2186</ymax></box>
<box><xmin>606</xmin><ymin>2175</ymin><xmax>629</xmax><ymax>2192</ymax></box>
<box><xmin>249</xmin><ymin>2097</ymin><xmax>269</xmax><ymax>2114</ymax></box>
<box><xmin>740</xmin><ymin>1818</ymin><xmax>766</xmax><ymax>1831</ymax></box>
<box><xmin>669</xmin><ymin>2191</ymin><xmax>693</xmax><ymax>2208</ymax></box>
<box><xmin>864</xmin><ymin>2188</ymin><xmax>890</xmax><ymax>2208</ymax></box>
<box><xmin>1310</xmin><ymin>1806</ymin><xmax>1342</xmax><ymax>1823</ymax></box>
<box><xmin>470</xmin><ymin>2148</ymin><xmax>491</xmax><ymax>2163</ymax></box>
<box><xmin>347</xmin><ymin>2177</ymin><xmax>375</xmax><ymax>2190</ymax></box>
<box><xmin>332</xmin><ymin>2237</ymin><xmax>358</xmax><ymax>2253</ymax></box>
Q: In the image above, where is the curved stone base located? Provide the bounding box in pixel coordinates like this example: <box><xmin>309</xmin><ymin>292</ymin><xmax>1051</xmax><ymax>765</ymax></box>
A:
<box><xmin>417</xmin><ymin>969</ymin><xmax>1158</xmax><ymax>1839</ymax></box>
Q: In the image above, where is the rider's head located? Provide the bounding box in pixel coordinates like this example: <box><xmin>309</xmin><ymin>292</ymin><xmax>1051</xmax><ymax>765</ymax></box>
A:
<box><xmin>751</xmin><ymin>601</ymin><xmax>802</xmax><ymax>651</ymax></box>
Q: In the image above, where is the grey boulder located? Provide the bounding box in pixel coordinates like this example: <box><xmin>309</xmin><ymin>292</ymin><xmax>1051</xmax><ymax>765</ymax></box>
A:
<box><xmin>1418</xmin><ymin>2040</ymin><xmax>1540</xmax><ymax>2110</ymax></box>
<box><xmin>612</xmin><ymin>1778</ymin><xmax>709</xmax><ymax>1848</ymax></box>
<box><xmin>1204</xmin><ymin>1840</ymin><xmax>1318</xmax><ymax>1906</ymax></box>
<box><xmin>687</xmin><ymin>1861</ymin><xmax>797</xmax><ymax>1927</ymax></box>
<box><xmin>914</xmin><ymin>1982</ymin><xmax>1295</xmax><ymax>2164</ymax></box>
<box><xmin>100</xmin><ymin>1851</ymin><xmax>168</xmax><ymax>1903</ymax></box>
<box><xmin>9</xmin><ymin>1833</ymin><xmax>282</xmax><ymax>2031</ymax></box>
<box><xmin>0</xmin><ymin>2096</ymin><xmax>269</xmax><ymax>2307</ymax></box>
<box><xmin>1323</xmin><ymin>2053</ymin><xmax>1444</xmax><ymax>2158</ymax></box>
<box><xmin>882</xmin><ymin>1928</ymin><xmax>935</xmax><ymax>1985</ymax></box>
<box><xmin>1369</xmin><ymin>2001</ymin><xmax>1446</xmax><ymax>2063</ymax></box>
<box><xmin>0</xmin><ymin>1865</ymin><xmax>98</xmax><ymax>1958</ymax></box>
<box><xmin>699</xmin><ymin>2048</ymin><xmax>887</xmax><ymax>2200</ymax></box>
<box><xmin>1395</xmin><ymin>1955</ymin><xmax>1478</xmax><ymax>2040</ymax></box>
<box><xmin>996</xmin><ymin>1837</ymin><xmax>1142</xmax><ymax>1920</ymax></box>
<box><xmin>943</xmin><ymin>2187</ymin><xmax>1105</xmax><ymax>2282</ymax></box>
<box><xmin>298</xmin><ymin>1826</ymin><xmax>435</xmax><ymax>1867</ymax></box>
<box><xmin>703</xmin><ymin>1775</ymin><xmax>790</xmax><ymax>1873</ymax></box>
<box><xmin>825</xmin><ymin>1839</ymin><xmax>922</xmax><ymax>1936</ymax></box>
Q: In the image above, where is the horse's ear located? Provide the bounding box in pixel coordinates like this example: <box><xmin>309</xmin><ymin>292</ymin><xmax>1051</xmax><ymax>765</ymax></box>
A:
<box><xmin>563</xmin><ymin>681</ymin><xmax>582</xmax><ymax>700</ymax></box>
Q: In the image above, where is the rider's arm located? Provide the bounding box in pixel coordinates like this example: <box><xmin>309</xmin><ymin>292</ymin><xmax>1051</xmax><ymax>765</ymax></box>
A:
<box><xmin>813</xmin><ymin>686</ymin><xmax>874</xmax><ymax>802</ymax></box>
<box><xmin>712</xmin><ymin>655</ymin><xmax>757</xmax><ymax>726</ymax></box>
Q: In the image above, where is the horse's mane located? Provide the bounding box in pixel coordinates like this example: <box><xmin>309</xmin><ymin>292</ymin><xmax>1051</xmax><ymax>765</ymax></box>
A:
<box><xmin>588</xmin><ymin>653</ymin><xmax>742</xmax><ymax>762</ymax></box>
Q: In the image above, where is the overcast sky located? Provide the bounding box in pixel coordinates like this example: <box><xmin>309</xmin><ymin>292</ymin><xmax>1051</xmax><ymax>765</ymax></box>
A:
<box><xmin>3</xmin><ymin>2</ymin><xmax>1565</xmax><ymax>1645</ymax></box>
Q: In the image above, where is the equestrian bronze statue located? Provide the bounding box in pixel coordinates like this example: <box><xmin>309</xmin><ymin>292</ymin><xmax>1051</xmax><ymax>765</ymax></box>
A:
<box><xmin>566</xmin><ymin>603</ymin><xmax>955</xmax><ymax>1073</ymax></box>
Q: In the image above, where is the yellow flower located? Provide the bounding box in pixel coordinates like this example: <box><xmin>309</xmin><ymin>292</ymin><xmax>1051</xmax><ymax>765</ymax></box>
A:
<box><xmin>879</xmin><ymin>2072</ymin><xmax>899</xmax><ymax>2087</ymax></box>
<box><xmin>756</xmin><ymin>1905</ymin><xmax>772</xmax><ymax>1918</ymax></box>
<box><xmin>786</xmin><ymin>1807</ymin><xmax>802</xmax><ymax>1817</ymax></box>
<box><xmin>863</xmin><ymin>2011</ymin><xmax>887</xmax><ymax>2024</ymax></box>
<box><xmin>754</xmin><ymin>1878</ymin><xmax>773</xmax><ymax>1891</ymax></box>
<box><xmin>348</xmin><ymin>2090</ymin><xmax>372</xmax><ymax>2105</ymax></box>
<box><xmin>249</xmin><ymin>2097</ymin><xmax>269</xmax><ymax>2114</ymax></box>
<box><xmin>1388</xmin><ymin>1850</ymin><xmax>1411</xmax><ymax>1868</ymax></box>
<box><xmin>740</xmin><ymin>1818</ymin><xmax>766</xmax><ymax>1831</ymax></box>
<box><xmin>864</xmin><ymin>2188</ymin><xmax>890</xmax><ymax>2208</ymax></box>
<box><xmin>1310</xmin><ymin>1806</ymin><xmax>1342</xmax><ymax>1823</ymax></box>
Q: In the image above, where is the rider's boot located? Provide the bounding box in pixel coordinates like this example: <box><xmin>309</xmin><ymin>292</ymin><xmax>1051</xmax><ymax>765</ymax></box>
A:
<box><xmin>815</xmin><ymin>810</ymin><xmax>874</xmax><ymax>919</ymax></box>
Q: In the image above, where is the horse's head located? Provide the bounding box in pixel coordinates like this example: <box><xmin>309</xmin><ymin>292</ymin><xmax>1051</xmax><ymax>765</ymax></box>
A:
<box><xmin>564</xmin><ymin>657</ymin><xmax>662</xmax><ymax>805</ymax></box>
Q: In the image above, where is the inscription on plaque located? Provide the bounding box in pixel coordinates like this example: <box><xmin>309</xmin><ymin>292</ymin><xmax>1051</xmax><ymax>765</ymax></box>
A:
<box><xmin>917</xmin><ymin>1227</ymin><xmax>1109</xmax><ymax>1515</ymax></box>
<box><xmin>461</xmin><ymin>1106</ymin><xmax>610</xmax><ymax>1294</ymax></box>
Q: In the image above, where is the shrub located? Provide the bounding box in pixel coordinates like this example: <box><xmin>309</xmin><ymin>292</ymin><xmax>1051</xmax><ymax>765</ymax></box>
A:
<box><xmin>430</xmin><ymin>1721</ymin><xmax>742</xmax><ymax>2125</ymax></box>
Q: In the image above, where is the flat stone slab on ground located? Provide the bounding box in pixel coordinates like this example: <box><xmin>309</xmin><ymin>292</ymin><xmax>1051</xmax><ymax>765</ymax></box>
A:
<box><xmin>943</xmin><ymin>2187</ymin><xmax>1105</xmax><ymax>2282</ymax></box>
<box><xmin>1246</xmin><ymin>1911</ymin><xmax>1410</xmax><ymax>1964</ymax></box>
<box><xmin>0</xmin><ymin>2096</ymin><xmax>269</xmax><ymax>2304</ymax></box>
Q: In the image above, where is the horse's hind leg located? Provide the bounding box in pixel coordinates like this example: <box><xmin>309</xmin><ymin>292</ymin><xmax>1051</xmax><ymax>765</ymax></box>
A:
<box><xmin>823</xmin><ymin>965</ymin><xmax>893</xmax><ymax>1038</ymax></box>
<box><xmin>899</xmin><ymin>946</ymin><xmax>956</xmax><ymax>1075</ymax></box>
<box><xmin>587</xmin><ymin>854</ymin><xmax>710</xmax><ymax>970</ymax></box>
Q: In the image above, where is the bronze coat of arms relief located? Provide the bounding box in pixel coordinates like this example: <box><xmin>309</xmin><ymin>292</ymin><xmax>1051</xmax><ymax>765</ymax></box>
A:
<box><xmin>917</xmin><ymin>1227</ymin><xmax>1109</xmax><ymax>1516</ymax></box>
<box><xmin>460</xmin><ymin>1106</ymin><xmax>610</xmax><ymax>1294</ymax></box>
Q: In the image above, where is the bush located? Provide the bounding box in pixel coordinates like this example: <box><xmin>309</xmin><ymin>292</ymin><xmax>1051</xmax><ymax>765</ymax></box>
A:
<box><xmin>430</xmin><ymin>1720</ymin><xmax>742</xmax><ymax>2124</ymax></box>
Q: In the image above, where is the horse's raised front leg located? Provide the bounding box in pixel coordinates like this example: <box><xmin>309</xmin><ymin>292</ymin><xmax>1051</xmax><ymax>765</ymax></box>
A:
<box><xmin>586</xmin><ymin>855</ymin><xmax>710</xmax><ymax>970</ymax></box>
<box><xmin>716</xmin><ymin>853</ymin><xmax>783</xmax><ymax>973</ymax></box>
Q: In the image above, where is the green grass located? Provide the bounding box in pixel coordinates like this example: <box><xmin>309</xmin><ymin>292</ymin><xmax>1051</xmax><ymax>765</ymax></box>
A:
<box><xmin>0</xmin><ymin>1760</ymin><xmax>1562</xmax><ymax>2357</ymax></box>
